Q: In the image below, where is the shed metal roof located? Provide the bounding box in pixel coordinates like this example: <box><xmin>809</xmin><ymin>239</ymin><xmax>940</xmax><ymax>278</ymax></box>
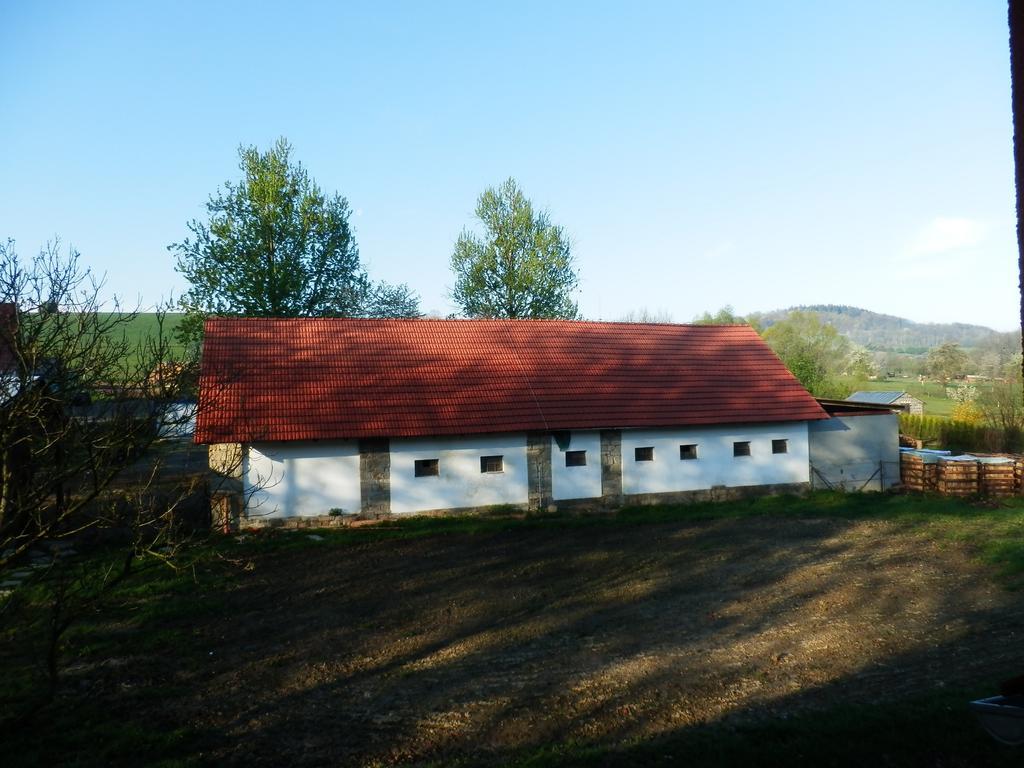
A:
<box><xmin>846</xmin><ymin>391</ymin><xmax>912</xmax><ymax>405</ymax></box>
<box><xmin>196</xmin><ymin>318</ymin><xmax>829</xmax><ymax>444</ymax></box>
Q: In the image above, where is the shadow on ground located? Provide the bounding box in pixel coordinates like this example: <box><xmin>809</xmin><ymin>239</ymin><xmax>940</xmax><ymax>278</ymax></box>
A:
<box><xmin>186</xmin><ymin>516</ymin><xmax>1024</xmax><ymax>765</ymax></box>
<box><xmin>7</xmin><ymin>512</ymin><xmax>1024</xmax><ymax>766</ymax></box>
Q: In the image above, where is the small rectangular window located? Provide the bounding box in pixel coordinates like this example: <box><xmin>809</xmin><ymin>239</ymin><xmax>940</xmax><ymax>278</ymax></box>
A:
<box><xmin>680</xmin><ymin>444</ymin><xmax>698</xmax><ymax>460</ymax></box>
<box><xmin>733</xmin><ymin>441</ymin><xmax>751</xmax><ymax>457</ymax></box>
<box><xmin>635</xmin><ymin>446</ymin><xmax>654</xmax><ymax>462</ymax></box>
<box><xmin>565</xmin><ymin>450</ymin><xmax>587</xmax><ymax>467</ymax></box>
<box><xmin>414</xmin><ymin>458</ymin><xmax>439</xmax><ymax>477</ymax></box>
<box><xmin>772</xmin><ymin>439</ymin><xmax>789</xmax><ymax>454</ymax></box>
<box><xmin>480</xmin><ymin>455</ymin><xmax>504</xmax><ymax>473</ymax></box>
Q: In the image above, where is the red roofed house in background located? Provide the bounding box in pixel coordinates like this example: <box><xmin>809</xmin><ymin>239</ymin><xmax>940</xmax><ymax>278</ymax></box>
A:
<box><xmin>198</xmin><ymin>318</ymin><xmax>839</xmax><ymax>522</ymax></box>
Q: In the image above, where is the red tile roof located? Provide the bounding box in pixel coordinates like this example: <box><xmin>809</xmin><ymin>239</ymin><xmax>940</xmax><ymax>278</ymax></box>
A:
<box><xmin>195</xmin><ymin>318</ymin><xmax>828</xmax><ymax>444</ymax></box>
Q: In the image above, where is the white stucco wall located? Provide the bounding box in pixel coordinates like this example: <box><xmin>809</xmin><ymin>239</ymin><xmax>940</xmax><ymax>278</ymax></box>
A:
<box><xmin>244</xmin><ymin>441</ymin><xmax>360</xmax><ymax>518</ymax></box>
<box><xmin>156</xmin><ymin>400</ymin><xmax>197</xmax><ymax>440</ymax></box>
<box><xmin>808</xmin><ymin>413</ymin><xmax>900</xmax><ymax>491</ymax></box>
<box><xmin>550</xmin><ymin>430</ymin><xmax>603</xmax><ymax>501</ymax></box>
<box><xmin>620</xmin><ymin>423</ymin><xmax>811</xmax><ymax>495</ymax></box>
<box><xmin>242</xmin><ymin>421</ymin><xmax>821</xmax><ymax>518</ymax></box>
<box><xmin>389</xmin><ymin>434</ymin><xmax>529</xmax><ymax>514</ymax></box>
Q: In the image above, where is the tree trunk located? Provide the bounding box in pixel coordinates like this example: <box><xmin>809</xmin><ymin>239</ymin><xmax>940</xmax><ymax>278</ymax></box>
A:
<box><xmin>1010</xmin><ymin>1</ymin><xmax>1024</xmax><ymax>382</ymax></box>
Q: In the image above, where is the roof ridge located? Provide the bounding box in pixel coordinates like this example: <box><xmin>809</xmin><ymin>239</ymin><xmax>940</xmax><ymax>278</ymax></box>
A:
<box><xmin>204</xmin><ymin>316</ymin><xmax>753</xmax><ymax>328</ymax></box>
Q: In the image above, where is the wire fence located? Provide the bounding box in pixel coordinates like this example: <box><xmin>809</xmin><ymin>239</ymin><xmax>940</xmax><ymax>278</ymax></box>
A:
<box><xmin>809</xmin><ymin>460</ymin><xmax>901</xmax><ymax>493</ymax></box>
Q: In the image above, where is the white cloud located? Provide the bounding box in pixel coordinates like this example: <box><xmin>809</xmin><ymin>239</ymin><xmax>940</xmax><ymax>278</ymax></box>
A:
<box><xmin>909</xmin><ymin>216</ymin><xmax>986</xmax><ymax>256</ymax></box>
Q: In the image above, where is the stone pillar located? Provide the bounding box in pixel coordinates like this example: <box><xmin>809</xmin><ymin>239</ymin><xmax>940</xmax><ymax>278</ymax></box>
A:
<box><xmin>527</xmin><ymin>432</ymin><xmax>553</xmax><ymax>511</ymax></box>
<box><xmin>208</xmin><ymin>443</ymin><xmax>244</xmax><ymax>527</ymax></box>
<box><xmin>210</xmin><ymin>489</ymin><xmax>241</xmax><ymax>533</ymax></box>
<box><xmin>208</xmin><ymin>442</ymin><xmax>243</xmax><ymax>478</ymax></box>
<box><xmin>600</xmin><ymin>429</ymin><xmax>623</xmax><ymax>508</ymax></box>
<box><xmin>359</xmin><ymin>438</ymin><xmax>391</xmax><ymax>518</ymax></box>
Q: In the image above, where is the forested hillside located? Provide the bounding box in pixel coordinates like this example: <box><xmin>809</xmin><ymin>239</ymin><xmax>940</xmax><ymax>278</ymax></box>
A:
<box><xmin>750</xmin><ymin>304</ymin><xmax>1012</xmax><ymax>353</ymax></box>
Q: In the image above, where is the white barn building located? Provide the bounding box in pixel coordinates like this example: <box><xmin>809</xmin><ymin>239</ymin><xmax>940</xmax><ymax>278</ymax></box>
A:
<box><xmin>197</xmin><ymin>318</ymin><xmax>837</xmax><ymax>522</ymax></box>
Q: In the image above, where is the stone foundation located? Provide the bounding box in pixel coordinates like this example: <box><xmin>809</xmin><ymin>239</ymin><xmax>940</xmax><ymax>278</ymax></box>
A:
<box><xmin>238</xmin><ymin>513</ymin><xmax>360</xmax><ymax>530</ymax></box>
<box><xmin>229</xmin><ymin>483</ymin><xmax>811</xmax><ymax>530</ymax></box>
<box><xmin>622</xmin><ymin>481</ymin><xmax>811</xmax><ymax>507</ymax></box>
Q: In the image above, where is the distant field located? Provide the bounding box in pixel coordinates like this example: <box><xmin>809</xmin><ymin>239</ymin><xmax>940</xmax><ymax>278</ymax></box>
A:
<box><xmin>98</xmin><ymin>312</ymin><xmax>186</xmax><ymax>365</ymax></box>
<box><xmin>105</xmin><ymin>312</ymin><xmax>185</xmax><ymax>345</ymax></box>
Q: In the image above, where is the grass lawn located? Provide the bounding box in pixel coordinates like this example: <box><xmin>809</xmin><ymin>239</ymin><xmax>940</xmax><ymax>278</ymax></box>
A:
<box><xmin>3</xmin><ymin>492</ymin><xmax>1024</xmax><ymax>767</ymax></box>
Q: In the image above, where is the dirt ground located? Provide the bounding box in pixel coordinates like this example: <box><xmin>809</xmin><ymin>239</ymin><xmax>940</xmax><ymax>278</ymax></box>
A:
<box><xmin>103</xmin><ymin>517</ymin><xmax>1024</xmax><ymax>765</ymax></box>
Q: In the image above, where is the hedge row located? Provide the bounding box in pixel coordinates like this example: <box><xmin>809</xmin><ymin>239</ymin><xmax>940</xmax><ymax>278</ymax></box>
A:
<box><xmin>899</xmin><ymin>413</ymin><xmax>1024</xmax><ymax>454</ymax></box>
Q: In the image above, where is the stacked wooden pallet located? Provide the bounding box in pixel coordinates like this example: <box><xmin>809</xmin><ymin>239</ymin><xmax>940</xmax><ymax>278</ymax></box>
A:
<box><xmin>936</xmin><ymin>459</ymin><xmax>979</xmax><ymax>497</ymax></box>
<box><xmin>979</xmin><ymin>460</ymin><xmax>1019</xmax><ymax>497</ymax></box>
<box><xmin>900</xmin><ymin>453</ymin><xmax>937</xmax><ymax>492</ymax></box>
<box><xmin>901</xmin><ymin>451</ymin><xmax>1024</xmax><ymax>497</ymax></box>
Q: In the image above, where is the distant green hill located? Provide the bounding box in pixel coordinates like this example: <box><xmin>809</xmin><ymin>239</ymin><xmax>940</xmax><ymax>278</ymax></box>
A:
<box><xmin>749</xmin><ymin>304</ymin><xmax>1012</xmax><ymax>353</ymax></box>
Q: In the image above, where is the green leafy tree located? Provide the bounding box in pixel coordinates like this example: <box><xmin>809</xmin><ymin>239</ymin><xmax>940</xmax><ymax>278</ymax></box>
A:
<box><xmin>450</xmin><ymin>178</ymin><xmax>578</xmax><ymax>319</ymax></box>
<box><xmin>693</xmin><ymin>305</ymin><xmax>744</xmax><ymax>325</ymax></box>
<box><xmin>692</xmin><ymin>305</ymin><xmax>762</xmax><ymax>332</ymax></box>
<box><xmin>979</xmin><ymin>374</ymin><xmax>1024</xmax><ymax>436</ymax></box>
<box><xmin>845</xmin><ymin>345</ymin><xmax>878</xmax><ymax>380</ymax></box>
<box><xmin>926</xmin><ymin>342</ymin><xmax>970</xmax><ymax>382</ymax></box>
<box><xmin>362</xmin><ymin>281</ymin><xmax>422</xmax><ymax>319</ymax></box>
<box><xmin>171</xmin><ymin>138</ymin><xmax>419</xmax><ymax>345</ymax></box>
<box><xmin>761</xmin><ymin>311</ymin><xmax>852</xmax><ymax>397</ymax></box>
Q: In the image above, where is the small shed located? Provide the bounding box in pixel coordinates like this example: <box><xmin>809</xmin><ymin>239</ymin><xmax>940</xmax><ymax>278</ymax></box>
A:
<box><xmin>846</xmin><ymin>390</ymin><xmax>923</xmax><ymax>415</ymax></box>
<box><xmin>809</xmin><ymin>399</ymin><xmax>901</xmax><ymax>491</ymax></box>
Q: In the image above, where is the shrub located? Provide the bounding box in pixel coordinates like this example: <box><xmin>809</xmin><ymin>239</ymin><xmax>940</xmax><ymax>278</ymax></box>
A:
<box><xmin>950</xmin><ymin>401</ymin><xmax>984</xmax><ymax>425</ymax></box>
<box><xmin>899</xmin><ymin>413</ymin><xmax>1021</xmax><ymax>453</ymax></box>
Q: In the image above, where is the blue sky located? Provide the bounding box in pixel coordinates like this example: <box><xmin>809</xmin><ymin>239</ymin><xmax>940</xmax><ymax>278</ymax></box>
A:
<box><xmin>1</xmin><ymin>1</ymin><xmax>1018</xmax><ymax>329</ymax></box>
